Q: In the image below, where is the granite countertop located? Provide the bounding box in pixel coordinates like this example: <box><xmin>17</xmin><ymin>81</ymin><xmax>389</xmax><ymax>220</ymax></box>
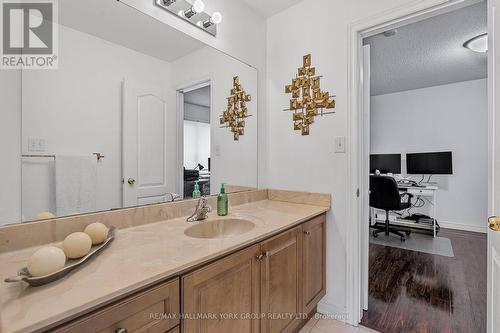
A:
<box><xmin>0</xmin><ymin>199</ymin><xmax>328</xmax><ymax>333</ymax></box>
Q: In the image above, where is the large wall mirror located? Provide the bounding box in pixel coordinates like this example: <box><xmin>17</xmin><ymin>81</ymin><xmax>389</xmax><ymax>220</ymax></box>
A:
<box><xmin>2</xmin><ymin>0</ymin><xmax>258</xmax><ymax>225</ymax></box>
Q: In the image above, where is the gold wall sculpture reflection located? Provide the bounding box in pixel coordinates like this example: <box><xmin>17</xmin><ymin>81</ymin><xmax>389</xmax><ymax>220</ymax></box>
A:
<box><xmin>284</xmin><ymin>54</ymin><xmax>336</xmax><ymax>135</ymax></box>
<box><xmin>219</xmin><ymin>76</ymin><xmax>252</xmax><ymax>141</ymax></box>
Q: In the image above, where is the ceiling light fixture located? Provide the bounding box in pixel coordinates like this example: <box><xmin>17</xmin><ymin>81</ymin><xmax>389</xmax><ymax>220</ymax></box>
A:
<box><xmin>383</xmin><ymin>29</ymin><xmax>397</xmax><ymax>37</ymax></box>
<box><xmin>464</xmin><ymin>33</ymin><xmax>488</xmax><ymax>53</ymax></box>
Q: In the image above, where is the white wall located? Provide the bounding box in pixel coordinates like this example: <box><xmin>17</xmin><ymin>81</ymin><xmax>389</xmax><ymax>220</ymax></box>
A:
<box><xmin>172</xmin><ymin>46</ymin><xmax>259</xmax><ymax>193</ymax></box>
<box><xmin>184</xmin><ymin>120</ymin><xmax>211</xmax><ymax>170</ymax></box>
<box><xmin>21</xmin><ymin>24</ymin><xmax>175</xmax><ymax>221</ymax></box>
<box><xmin>371</xmin><ymin>79</ymin><xmax>488</xmax><ymax>231</ymax></box>
<box><xmin>0</xmin><ymin>70</ymin><xmax>21</xmax><ymax>224</ymax></box>
<box><xmin>266</xmin><ymin>0</ymin><xmax>430</xmax><ymax>318</ymax></box>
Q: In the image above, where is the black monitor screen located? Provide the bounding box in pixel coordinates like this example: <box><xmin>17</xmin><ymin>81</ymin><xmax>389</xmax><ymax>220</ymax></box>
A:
<box><xmin>370</xmin><ymin>154</ymin><xmax>401</xmax><ymax>174</ymax></box>
<box><xmin>406</xmin><ymin>152</ymin><xmax>453</xmax><ymax>175</ymax></box>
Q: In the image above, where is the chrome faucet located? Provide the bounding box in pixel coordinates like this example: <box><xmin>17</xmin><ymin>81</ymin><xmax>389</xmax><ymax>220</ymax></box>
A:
<box><xmin>187</xmin><ymin>197</ymin><xmax>212</xmax><ymax>222</ymax></box>
<box><xmin>166</xmin><ymin>193</ymin><xmax>181</xmax><ymax>202</ymax></box>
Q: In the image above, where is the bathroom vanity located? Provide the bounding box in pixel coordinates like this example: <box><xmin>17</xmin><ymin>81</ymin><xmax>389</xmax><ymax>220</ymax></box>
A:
<box><xmin>0</xmin><ymin>189</ymin><xmax>329</xmax><ymax>333</ymax></box>
<box><xmin>54</xmin><ymin>215</ymin><xmax>325</xmax><ymax>333</ymax></box>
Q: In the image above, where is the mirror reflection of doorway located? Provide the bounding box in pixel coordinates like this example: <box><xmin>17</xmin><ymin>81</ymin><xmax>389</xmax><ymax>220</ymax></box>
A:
<box><xmin>183</xmin><ymin>85</ymin><xmax>211</xmax><ymax>199</ymax></box>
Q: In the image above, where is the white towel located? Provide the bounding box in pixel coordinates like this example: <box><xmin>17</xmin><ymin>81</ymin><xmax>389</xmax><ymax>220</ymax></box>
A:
<box><xmin>55</xmin><ymin>155</ymin><xmax>97</xmax><ymax>216</ymax></box>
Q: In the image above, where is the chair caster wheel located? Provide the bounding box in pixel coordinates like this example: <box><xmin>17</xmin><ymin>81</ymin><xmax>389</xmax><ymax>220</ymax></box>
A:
<box><xmin>401</xmin><ymin>237</ymin><xmax>406</xmax><ymax>242</ymax></box>
<box><xmin>405</xmin><ymin>231</ymin><xmax>411</xmax><ymax>236</ymax></box>
<box><xmin>373</xmin><ymin>231</ymin><xmax>378</xmax><ymax>238</ymax></box>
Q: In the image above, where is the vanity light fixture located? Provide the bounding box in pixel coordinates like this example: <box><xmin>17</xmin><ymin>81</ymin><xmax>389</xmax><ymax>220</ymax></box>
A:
<box><xmin>463</xmin><ymin>33</ymin><xmax>488</xmax><ymax>53</ymax></box>
<box><xmin>156</xmin><ymin>0</ymin><xmax>221</xmax><ymax>36</ymax></box>
<box><xmin>202</xmin><ymin>12</ymin><xmax>222</xmax><ymax>28</ymax></box>
<box><xmin>184</xmin><ymin>0</ymin><xmax>205</xmax><ymax>18</ymax></box>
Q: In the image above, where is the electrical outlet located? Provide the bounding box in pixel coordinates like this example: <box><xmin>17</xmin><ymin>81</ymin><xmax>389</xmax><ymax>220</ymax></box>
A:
<box><xmin>28</xmin><ymin>138</ymin><xmax>47</xmax><ymax>152</ymax></box>
<box><xmin>334</xmin><ymin>136</ymin><xmax>346</xmax><ymax>153</ymax></box>
<box><xmin>37</xmin><ymin>138</ymin><xmax>46</xmax><ymax>152</ymax></box>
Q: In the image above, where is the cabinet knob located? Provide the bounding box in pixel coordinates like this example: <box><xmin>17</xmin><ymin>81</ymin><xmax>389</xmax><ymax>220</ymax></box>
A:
<box><xmin>115</xmin><ymin>329</ymin><xmax>128</xmax><ymax>333</ymax></box>
<box><xmin>127</xmin><ymin>178</ymin><xmax>136</xmax><ymax>185</ymax></box>
<box><xmin>256</xmin><ymin>252</ymin><xmax>269</xmax><ymax>261</ymax></box>
<box><xmin>304</xmin><ymin>231</ymin><xmax>311</xmax><ymax>236</ymax></box>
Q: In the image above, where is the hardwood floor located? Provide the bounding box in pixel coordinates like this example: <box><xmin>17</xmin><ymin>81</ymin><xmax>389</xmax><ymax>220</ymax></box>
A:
<box><xmin>360</xmin><ymin>228</ymin><xmax>487</xmax><ymax>333</ymax></box>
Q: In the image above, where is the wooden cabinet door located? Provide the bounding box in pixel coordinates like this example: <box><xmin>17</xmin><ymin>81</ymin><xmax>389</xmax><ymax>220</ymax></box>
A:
<box><xmin>182</xmin><ymin>244</ymin><xmax>261</xmax><ymax>333</ymax></box>
<box><xmin>260</xmin><ymin>227</ymin><xmax>302</xmax><ymax>333</ymax></box>
<box><xmin>302</xmin><ymin>214</ymin><xmax>326</xmax><ymax>314</ymax></box>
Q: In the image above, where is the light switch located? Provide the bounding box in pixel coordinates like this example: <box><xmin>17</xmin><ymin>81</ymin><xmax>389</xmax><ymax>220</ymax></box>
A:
<box><xmin>214</xmin><ymin>145</ymin><xmax>222</xmax><ymax>157</ymax></box>
<box><xmin>334</xmin><ymin>136</ymin><xmax>346</xmax><ymax>153</ymax></box>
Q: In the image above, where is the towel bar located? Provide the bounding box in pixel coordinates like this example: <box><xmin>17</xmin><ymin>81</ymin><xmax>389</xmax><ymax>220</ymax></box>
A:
<box><xmin>21</xmin><ymin>153</ymin><xmax>105</xmax><ymax>161</ymax></box>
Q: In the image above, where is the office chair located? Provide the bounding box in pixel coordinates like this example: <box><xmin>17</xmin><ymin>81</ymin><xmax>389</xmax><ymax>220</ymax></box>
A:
<box><xmin>370</xmin><ymin>175</ymin><xmax>412</xmax><ymax>242</ymax></box>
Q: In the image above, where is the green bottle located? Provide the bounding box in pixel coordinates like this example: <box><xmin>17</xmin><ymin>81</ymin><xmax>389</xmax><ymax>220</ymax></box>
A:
<box><xmin>217</xmin><ymin>183</ymin><xmax>228</xmax><ymax>216</ymax></box>
<box><xmin>192</xmin><ymin>181</ymin><xmax>201</xmax><ymax>199</ymax></box>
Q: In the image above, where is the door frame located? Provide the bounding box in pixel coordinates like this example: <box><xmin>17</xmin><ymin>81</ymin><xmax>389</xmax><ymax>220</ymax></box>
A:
<box><xmin>346</xmin><ymin>0</ymin><xmax>488</xmax><ymax>326</ymax></box>
<box><xmin>176</xmin><ymin>77</ymin><xmax>212</xmax><ymax>198</ymax></box>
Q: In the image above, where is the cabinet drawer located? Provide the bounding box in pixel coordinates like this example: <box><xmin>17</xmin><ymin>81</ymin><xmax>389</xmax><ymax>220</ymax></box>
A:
<box><xmin>54</xmin><ymin>278</ymin><xmax>180</xmax><ymax>333</ymax></box>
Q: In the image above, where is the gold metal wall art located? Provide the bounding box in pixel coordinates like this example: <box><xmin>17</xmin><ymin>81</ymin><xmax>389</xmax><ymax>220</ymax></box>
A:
<box><xmin>284</xmin><ymin>54</ymin><xmax>336</xmax><ymax>135</ymax></box>
<box><xmin>219</xmin><ymin>76</ymin><xmax>252</xmax><ymax>141</ymax></box>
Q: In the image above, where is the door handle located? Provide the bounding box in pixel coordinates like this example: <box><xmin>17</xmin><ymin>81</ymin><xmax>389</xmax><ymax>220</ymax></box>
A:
<box><xmin>488</xmin><ymin>216</ymin><xmax>500</xmax><ymax>232</ymax></box>
<box><xmin>127</xmin><ymin>178</ymin><xmax>136</xmax><ymax>185</ymax></box>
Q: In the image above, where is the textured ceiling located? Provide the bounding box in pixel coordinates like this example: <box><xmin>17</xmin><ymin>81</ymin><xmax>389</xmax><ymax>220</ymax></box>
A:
<box><xmin>364</xmin><ymin>2</ymin><xmax>487</xmax><ymax>96</ymax></box>
<box><xmin>59</xmin><ymin>0</ymin><xmax>205</xmax><ymax>62</ymax></box>
<box><xmin>240</xmin><ymin>0</ymin><xmax>304</xmax><ymax>17</ymax></box>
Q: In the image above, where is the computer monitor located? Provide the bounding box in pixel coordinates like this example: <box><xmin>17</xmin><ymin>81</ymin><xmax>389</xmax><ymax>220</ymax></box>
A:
<box><xmin>406</xmin><ymin>152</ymin><xmax>453</xmax><ymax>175</ymax></box>
<box><xmin>370</xmin><ymin>154</ymin><xmax>402</xmax><ymax>174</ymax></box>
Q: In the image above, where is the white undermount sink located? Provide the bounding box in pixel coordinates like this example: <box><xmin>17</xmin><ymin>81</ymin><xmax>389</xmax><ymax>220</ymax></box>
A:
<box><xmin>184</xmin><ymin>218</ymin><xmax>255</xmax><ymax>239</ymax></box>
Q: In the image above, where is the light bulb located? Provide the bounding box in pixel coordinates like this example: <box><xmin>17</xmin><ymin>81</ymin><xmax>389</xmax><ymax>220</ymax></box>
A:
<box><xmin>211</xmin><ymin>12</ymin><xmax>222</xmax><ymax>24</ymax></box>
<box><xmin>193</xmin><ymin>0</ymin><xmax>205</xmax><ymax>13</ymax></box>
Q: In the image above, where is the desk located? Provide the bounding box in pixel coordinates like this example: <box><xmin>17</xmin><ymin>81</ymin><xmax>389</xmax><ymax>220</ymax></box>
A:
<box><xmin>371</xmin><ymin>183</ymin><xmax>438</xmax><ymax>237</ymax></box>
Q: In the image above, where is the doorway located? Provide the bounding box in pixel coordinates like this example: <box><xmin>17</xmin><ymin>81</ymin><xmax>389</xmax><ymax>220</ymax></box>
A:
<box><xmin>362</xmin><ymin>4</ymin><xmax>488</xmax><ymax>332</ymax></box>
<box><xmin>178</xmin><ymin>82</ymin><xmax>212</xmax><ymax>199</ymax></box>
<box><xmin>346</xmin><ymin>0</ymin><xmax>497</xmax><ymax>331</ymax></box>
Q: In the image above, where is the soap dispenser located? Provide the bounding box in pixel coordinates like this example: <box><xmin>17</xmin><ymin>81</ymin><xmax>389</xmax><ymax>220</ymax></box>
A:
<box><xmin>192</xmin><ymin>181</ymin><xmax>201</xmax><ymax>199</ymax></box>
<box><xmin>217</xmin><ymin>183</ymin><xmax>228</xmax><ymax>216</ymax></box>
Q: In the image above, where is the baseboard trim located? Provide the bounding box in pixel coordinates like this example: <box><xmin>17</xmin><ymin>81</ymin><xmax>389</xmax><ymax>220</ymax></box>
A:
<box><xmin>439</xmin><ymin>220</ymin><xmax>487</xmax><ymax>233</ymax></box>
<box><xmin>317</xmin><ymin>300</ymin><xmax>349</xmax><ymax>323</ymax></box>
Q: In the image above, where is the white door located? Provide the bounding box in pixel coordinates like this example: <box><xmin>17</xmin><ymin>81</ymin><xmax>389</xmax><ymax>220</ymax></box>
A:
<box><xmin>122</xmin><ymin>79</ymin><xmax>170</xmax><ymax>207</ymax></box>
<box><xmin>488</xmin><ymin>1</ymin><xmax>500</xmax><ymax>332</ymax></box>
<box><xmin>361</xmin><ymin>44</ymin><xmax>371</xmax><ymax>314</ymax></box>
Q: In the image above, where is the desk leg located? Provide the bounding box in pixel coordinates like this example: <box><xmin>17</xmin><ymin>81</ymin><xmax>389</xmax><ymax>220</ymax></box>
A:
<box><xmin>433</xmin><ymin>192</ymin><xmax>437</xmax><ymax>237</ymax></box>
